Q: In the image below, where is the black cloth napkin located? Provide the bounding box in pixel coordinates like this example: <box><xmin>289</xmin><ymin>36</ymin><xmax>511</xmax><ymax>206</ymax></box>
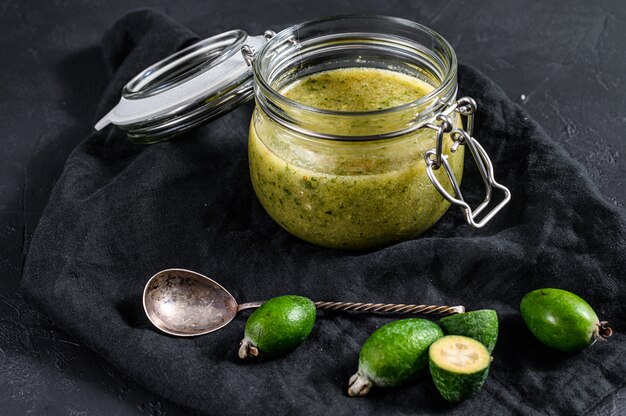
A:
<box><xmin>22</xmin><ymin>9</ymin><xmax>626</xmax><ymax>416</ymax></box>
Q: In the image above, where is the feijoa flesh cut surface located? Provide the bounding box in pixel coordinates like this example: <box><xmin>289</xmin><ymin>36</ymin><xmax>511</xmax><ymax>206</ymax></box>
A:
<box><xmin>439</xmin><ymin>309</ymin><xmax>499</xmax><ymax>352</ymax></box>
<box><xmin>520</xmin><ymin>288</ymin><xmax>612</xmax><ymax>352</ymax></box>
<box><xmin>348</xmin><ymin>318</ymin><xmax>444</xmax><ymax>397</ymax></box>
<box><xmin>429</xmin><ymin>335</ymin><xmax>491</xmax><ymax>402</ymax></box>
<box><xmin>239</xmin><ymin>295</ymin><xmax>316</xmax><ymax>358</ymax></box>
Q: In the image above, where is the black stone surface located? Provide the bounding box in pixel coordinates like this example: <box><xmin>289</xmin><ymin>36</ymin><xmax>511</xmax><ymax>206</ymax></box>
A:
<box><xmin>1</xmin><ymin>0</ymin><xmax>624</xmax><ymax>414</ymax></box>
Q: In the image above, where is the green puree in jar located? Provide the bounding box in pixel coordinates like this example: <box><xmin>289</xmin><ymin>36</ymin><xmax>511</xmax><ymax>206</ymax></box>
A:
<box><xmin>281</xmin><ymin>67</ymin><xmax>431</xmax><ymax>111</ymax></box>
<box><xmin>249</xmin><ymin>68</ymin><xmax>464</xmax><ymax>249</ymax></box>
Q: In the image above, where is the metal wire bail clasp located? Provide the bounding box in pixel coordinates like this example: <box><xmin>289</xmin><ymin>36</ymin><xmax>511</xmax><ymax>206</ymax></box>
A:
<box><xmin>241</xmin><ymin>30</ymin><xmax>276</xmax><ymax>66</ymax></box>
<box><xmin>424</xmin><ymin>97</ymin><xmax>511</xmax><ymax>229</ymax></box>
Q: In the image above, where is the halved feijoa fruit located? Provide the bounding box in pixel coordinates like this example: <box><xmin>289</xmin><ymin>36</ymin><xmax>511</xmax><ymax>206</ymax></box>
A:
<box><xmin>439</xmin><ymin>309</ymin><xmax>499</xmax><ymax>352</ymax></box>
<box><xmin>429</xmin><ymin>335</ymin><xmax>491</xmax><ymax>402</ymax></box>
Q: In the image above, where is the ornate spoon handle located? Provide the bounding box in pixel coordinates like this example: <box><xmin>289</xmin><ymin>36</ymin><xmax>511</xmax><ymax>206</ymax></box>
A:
<box><xmin>313</xmin><ymin>301</ymin><xmax>464</xmax><ymax>316</ymax></box>
<box><xmin>238</xmin><ymin>301</ymin><xmax>464</xmax><ymax>316</ymax></box>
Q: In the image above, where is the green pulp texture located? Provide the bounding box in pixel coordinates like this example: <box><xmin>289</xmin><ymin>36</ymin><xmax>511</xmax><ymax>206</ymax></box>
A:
<box><xmin>520</xmin><ymin>288</ymin><xmax>600</xmax><ymax>352</ymax></box>
<box><xmin>249</xmin><ymin>67</ymin><xmax>464</xmax><ymax>249</ymax></box>
<box><xmin>439</xmin><ymin>309</ymin><xmax>499</xmax><ymax>352</ymax></box>
<box><xmin>358</xmin><ymin>318</ymin><xmax>444</xmax><ymax>387</ymax></box>
<box><xmin>282</xmin><ymin>67</ymin><xmax>431</xmax><ymax>111</ymax></box>
<box><xmin>244</xmin><ymin>295</ymin><xmax>316</xmax><ymax>356</ymax></box>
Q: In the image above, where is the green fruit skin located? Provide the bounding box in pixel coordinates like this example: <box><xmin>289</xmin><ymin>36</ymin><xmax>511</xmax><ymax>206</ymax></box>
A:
<box><xmin>520</xmin><ymin>288</ymin><xmax>600</xmax><ymax>352</ymax></box>
<box><xmin>439</xmin><ymin>310</ymin><xmax>499</xmax><ymax>352</ymax></box>
<box><xmin>245</xmin><ymin>295</ymin><xmax>316</xmax><ymax>356</ymax></box>
<box><xmin>429</xmin><ymin>348</ymin><xmax>490</xmax><ymax>403</ymax></box>
<box><xmin>359</xmin><ymin>318</ymin><xmax>444</xmax><ymax>387</ymax></box>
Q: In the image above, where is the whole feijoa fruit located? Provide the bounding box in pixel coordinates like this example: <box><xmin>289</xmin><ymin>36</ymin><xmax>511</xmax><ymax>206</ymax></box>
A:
<box><xmin>238</xmin><ymin>295</ymin><xmax>316</xmax><ymax>359</ymax></box>
<box><xmin>348</xmin><ymin>318</ymin><xmax>444</xmax><ymax>396</ymax></box>
<box><xmin>520</xmin><ymin>288</ymin><xmax>612</xmax><ymax>352</ymax></box>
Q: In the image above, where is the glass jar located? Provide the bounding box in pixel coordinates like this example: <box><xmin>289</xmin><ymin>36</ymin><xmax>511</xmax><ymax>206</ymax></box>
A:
<box><xmin>250</xmin><ymin>16</ymin><xmax>492</xmax><ymax>249</ymax></box>
<box><xmin>96</xmin><ymin>16</ymin><xmax>510</xmax><ymax>250</ymax></box>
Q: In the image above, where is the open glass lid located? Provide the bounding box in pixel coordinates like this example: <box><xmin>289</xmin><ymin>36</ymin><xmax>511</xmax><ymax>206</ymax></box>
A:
<box><xmin>94</xmin><ymin>29</ymin><xmax>274</xmax><ymax>144</ymax></box>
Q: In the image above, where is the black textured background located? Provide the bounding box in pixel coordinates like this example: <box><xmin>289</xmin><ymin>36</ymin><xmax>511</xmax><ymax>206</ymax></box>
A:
<box><xmin>2</xmin><ymin>1</ymin><xmax>625</xmax><ymax>415</ymax></box>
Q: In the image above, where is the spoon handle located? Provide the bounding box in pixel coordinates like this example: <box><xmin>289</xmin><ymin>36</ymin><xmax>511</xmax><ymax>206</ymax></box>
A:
<box><xmin>238</xmin><ymin>301</ymin><xmax>464</xmax><ymax>315</ymax></box>
<box><xmin>313</xmin><ymin>301</ymin><xmax>464</xmax><ymax>316</ymax></box>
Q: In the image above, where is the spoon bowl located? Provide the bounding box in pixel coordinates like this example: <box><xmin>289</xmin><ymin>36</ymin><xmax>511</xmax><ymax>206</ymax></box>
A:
<box><xmin>143</xmin><ymin>268</ymin><xmax>240</xmax><ymax>336</ymax></box>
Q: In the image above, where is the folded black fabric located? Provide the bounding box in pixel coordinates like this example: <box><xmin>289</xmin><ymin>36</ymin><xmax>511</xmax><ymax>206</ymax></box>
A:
<box><xmin>22</xmin><ymin>9</ymin><xmax>626</xmax><ymax>416</ymax></box>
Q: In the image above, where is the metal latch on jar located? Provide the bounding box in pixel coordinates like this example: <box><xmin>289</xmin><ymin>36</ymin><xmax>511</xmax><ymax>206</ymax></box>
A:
<box><xmin>424</xmin><ymin>97</ymin><xmax>511</xmax><ymax>229</ymax></box>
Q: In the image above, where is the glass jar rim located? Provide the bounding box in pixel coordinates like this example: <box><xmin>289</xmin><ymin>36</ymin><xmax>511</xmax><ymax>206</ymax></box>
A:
<box><xmin>253</xmin><ymin>15</ymin><xmax>458</xmax><ymax>118</ymax></box>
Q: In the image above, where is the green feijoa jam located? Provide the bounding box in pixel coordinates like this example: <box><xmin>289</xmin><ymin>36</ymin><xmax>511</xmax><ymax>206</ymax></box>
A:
<box><xmin>281</xmin><ymin>67</ymin><xmax>431</xmax><ymax>111</ymax></box>
<box><xmin>239</xmin><ymin>295</ymin><xmax>316</xmax><ymax>359</ymax></box>
<box><xmin>429</xmin><ymin>335</ymin><xmax>491</xmax><ymax>402</ymax></box>
<box><xmin>348</xmin><ymin>318</ymin><xmax>444</xmax><ymax>396</ymax></box>
<box><xmin>249</xmin><ymin>67</ymin><xmax>464</xmax><ymax>250</ymax></box>
<box><xmin>520</xmin><ymin>288</ymin><xmax>612</xmax><ymax>352</ymax></box>
<box><xmin>439</xmin><ymin>309</ymin><xmax>499</xmax><ymax>352</ymax></box>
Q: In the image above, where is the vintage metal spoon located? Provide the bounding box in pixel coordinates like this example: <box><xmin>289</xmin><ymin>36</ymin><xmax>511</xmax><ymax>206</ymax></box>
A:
<box><xmin>143</xmin><ymin>268</ymin><xmax>465</xmax><ymax>337</ymax></box>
